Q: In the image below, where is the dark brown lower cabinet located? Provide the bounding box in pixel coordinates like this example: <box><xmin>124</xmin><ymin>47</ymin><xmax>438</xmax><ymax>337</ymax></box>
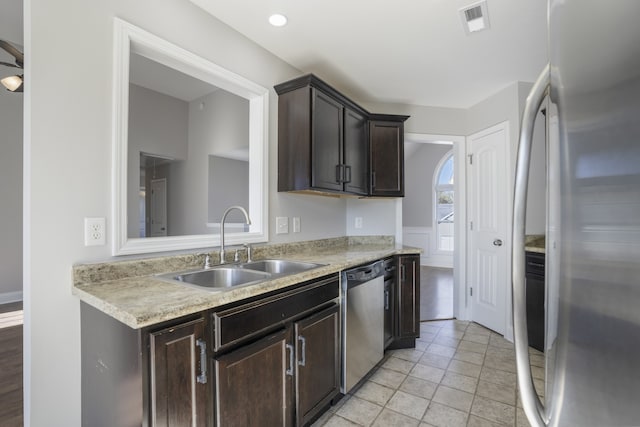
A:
<box><xmin>387</xmin><ymin>254</ymin><xmax>420</xmax><ymax>349</ymax></box>
<box><xmin>149</xmin><ymin>317</ymin><xmax>208</xmax><ymax>427</ymax></box>
<box><xmin>295</xmin><ymin>305</ymin><xmax>340</xmax><ymax>427</ymax></box>
<box><xmin>214</xmin><ymin>304</ymin><xmax>340</xmax><ymax>427</ymax></box>
<box><xmin>214</xmin><ymin>328</ymin><xmax>294</xmax><ymax>427</ymax></box>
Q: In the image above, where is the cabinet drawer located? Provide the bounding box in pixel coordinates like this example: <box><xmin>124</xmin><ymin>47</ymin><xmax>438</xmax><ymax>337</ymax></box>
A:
<box><xmin>525</xmin><ymin>252</ymin><xmax>545</xmax><ymax>276</ymax></box>
<box><xmin>212</xmin><ymin>275</ymin><xmax>339</xmax><ymax>352</ymax></box>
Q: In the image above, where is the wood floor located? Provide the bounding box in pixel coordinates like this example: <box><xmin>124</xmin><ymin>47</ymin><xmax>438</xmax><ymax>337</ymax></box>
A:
<box><xmin>420</xmin><ymin>266</ymin><xmax>453</xmax><ymax>321</ymax></box>
<box><xmin>0</xmin><ymin>301</ymin><xmax>23</xmax><ymax>427</ymax></box>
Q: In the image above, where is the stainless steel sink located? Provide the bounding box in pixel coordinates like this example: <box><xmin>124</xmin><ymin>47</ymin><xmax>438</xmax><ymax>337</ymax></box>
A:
<box><xmin>238</xmin><ymin>259</ymin><xmax>324</xmax><ymax>275</ymax></box>
<box><xmin>164</xmin><ymin>267</ymin><xmax>271</xmax><ymax>289</ymax></box>
<box><xmin>158</xmin><ymin>259</ymin><xmax>325</xmax><ymax>292</ymax></box>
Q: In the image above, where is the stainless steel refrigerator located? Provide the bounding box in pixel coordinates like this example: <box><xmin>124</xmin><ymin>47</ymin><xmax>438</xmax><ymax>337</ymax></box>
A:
<box><xmin>512</xmin><ymin>1</ymin><xmax>640</xmax><ymax>426</ymax></box>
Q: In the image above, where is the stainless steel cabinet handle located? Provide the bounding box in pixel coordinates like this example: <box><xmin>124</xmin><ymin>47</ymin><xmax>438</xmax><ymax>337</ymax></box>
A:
<box><xmin>196</xmin><ymin>338</ymin><xmax>207</xmax><ymax>384</ymax></box>
<box><xmin>493</xmin><ymin>239</ymin><xmax>503</xmax><ymax>246</ymax></box>
<box><xmin>344</xmin><ymin>165</ymin><xmax>352</xmax><ymax>183</ymax></box>
<box><xmin>335</xmin><ymin>164</ymin><xmax>343</xmax><ymax>183</ymax></box>
<box><xmin>384</xmin><ymin>289</ymin><xmax>390</xmax><ymax>310</ymax></box>
<box><xmin>512</xmin><ymin>63</ymin><xmax>549</xmax><ymax>427</ymax></box>
<box><xmin>297</xmin><ymin>336</ymin><xmax>306</xmax><ymax>367</ymax></box>
<box><xmin>400</xmin><ymin>264</ymin><xmax>405</xmax><ymax>282</ymax></box>
<box><xmin>285</xmin><ymin>343</ymin><xmax>294</xmax><ymax>376</ymax></box>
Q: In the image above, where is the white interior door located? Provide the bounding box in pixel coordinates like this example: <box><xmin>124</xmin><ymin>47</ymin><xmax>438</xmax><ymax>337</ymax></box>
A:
<box><xmin>150</xmin><ymin>178</ymin><xmax>167</xmax><ymax>237</ymax></box>
<box><xmin>467</xmin><ymin>123</ymin><xmax>509</xmax><ymax>334</ymax></box>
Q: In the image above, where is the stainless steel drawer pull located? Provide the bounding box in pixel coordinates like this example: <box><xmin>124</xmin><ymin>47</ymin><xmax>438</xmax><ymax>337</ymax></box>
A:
<box><xmin>285</xmin><ymin>344</ymin><xmax>294</xmax><ymax>376</ymax></box>
<box><xmin>196</xmin><ymin>338</ymin><xmax>207</xmax><ymax>384</ymax></box>
<box><xmin>298</xmin><ymin>336</ymin><xmax>306</xmax><ymax>367</ymax></box>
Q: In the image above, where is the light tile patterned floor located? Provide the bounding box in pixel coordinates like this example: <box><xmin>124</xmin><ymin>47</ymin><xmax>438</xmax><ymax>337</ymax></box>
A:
<box><xmin>312</xmin><ymin>320</ymin><xmax>545</xmax><ymax>427</ymax></box>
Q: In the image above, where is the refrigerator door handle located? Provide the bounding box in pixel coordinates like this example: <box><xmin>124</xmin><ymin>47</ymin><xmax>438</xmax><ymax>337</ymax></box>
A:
<box><xmin>513</xmin><ymin>63</ymin><xmax>550</xmax><ymax>427</ymax></box>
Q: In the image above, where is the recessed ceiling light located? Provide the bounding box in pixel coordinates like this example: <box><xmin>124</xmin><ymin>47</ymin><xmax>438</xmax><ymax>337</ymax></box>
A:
<box><xmin>269</xmin><ymin>14</ymin><xmax>288</xmax><ymax>27</ymax></box>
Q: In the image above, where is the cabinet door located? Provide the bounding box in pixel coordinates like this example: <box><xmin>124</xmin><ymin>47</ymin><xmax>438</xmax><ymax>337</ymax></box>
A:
<box><xmin>294</xmin><ymin>305</ymin><xmax>340</xmax><ymax>426</ymax></box>
<box><xmin>149</xmin><ymin>317</ymin><xmax>207</xmax><ymax>427</ymax></box>
<box><xmin>397</xmin><ymin>255</ymin><xmax>420</xmax><ymax>339</ymax></box>
<box><xmin>214</xmin><ymin>328</ymin><xmax>294</xmax><ymax>427</ymax></box>
<box><xmin>370</xmin><ymin>121</ymin><xmax>404</xmax><ymax>196</ymax></box>
<box><xmin>343</xmin><ymin>108</ymin><xmax>368</xmax><ymax>195</ymax></box>
<box><xmin>311</xmin><ymin>89</ymin><xmax>343</xmax><ymax>192</ymax></box>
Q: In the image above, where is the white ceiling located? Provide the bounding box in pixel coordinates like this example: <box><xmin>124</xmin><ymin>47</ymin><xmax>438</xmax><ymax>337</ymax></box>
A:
<box><xmin>190</xmin><ymin>0</ymin><xmax>549</xmax><ymax>109</ymax></box>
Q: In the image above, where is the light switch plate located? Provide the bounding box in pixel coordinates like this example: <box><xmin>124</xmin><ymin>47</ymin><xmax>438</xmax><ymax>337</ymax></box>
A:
<box><xmin>354</xmin><ymin>217</ymin><xmax>363</xmax><ymax>229</ymax></box>
<box><xmin>276</xmin><ymin>216</ymin><xmax>289</xmax><ymax>234</ymax></box>
<box><xmin>292</xmin><ymin>217</ymin><xmax>301</xmax><ymax>233</ymax></box>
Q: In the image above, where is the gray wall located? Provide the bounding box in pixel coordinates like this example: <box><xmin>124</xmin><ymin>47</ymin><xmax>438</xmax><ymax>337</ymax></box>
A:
<box><xmin>0</xmin><ymin>1</ymin><xmax>23</xmax><ymax>303</ymax></box>
<box><xmin>403</xmin><ymin>144</ymin><xmax>452</xmax><ymax>227</ymax></box>
<box><xmin>127</xmin><ymin>83</ymin><xmax>189</xmax><ymax>237</ymax></box>
<box><xmin>208</xmin><ymin>156</ymin><xmax>249</xmax><ymax>223</ymax></box>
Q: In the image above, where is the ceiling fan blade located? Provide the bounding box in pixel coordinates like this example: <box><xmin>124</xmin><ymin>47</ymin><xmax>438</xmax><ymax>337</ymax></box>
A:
<box><xmin>0</xmin><ymin>40</ymin><xmax>24</xmax><ymax>68</ymax></box>
<box><xmin>0</xmin><ymin>60</ymin><xmax>20</xmax><ymax>69</ymax></box>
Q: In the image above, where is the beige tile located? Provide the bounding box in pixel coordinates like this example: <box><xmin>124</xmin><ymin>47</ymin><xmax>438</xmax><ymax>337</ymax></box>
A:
<box><xmin>476</xmin><ymin>380</ymin><xmax>516</xmax><ymax>406</ymax></box>
<box><xmin>440</xmin><ymin>371</ymin><xmax>478</xmax><ymax>394</ymax></box>
<box><xmin>420</xmin><ymin>324</ymin><xmax>442</xmax><ymax>334</ymax></box>
<box><xmin>409</xmin><ymin>363</ymin><xmax>445</xmax><ymax>384</ymax></box>
<box><xmin>533</xmin><ymin>378</ymin><xmax>545</xmax><ymax>398</ymax></box>
<box><xmin>418</xmin><ymin>352</ymin><xmax>451</xmax><ymax>370</ymax></box>
<box><xmin>422</xmin><ymin>402</ymin><xmax>468</xmax><ymax>427</ymax></box>
<box><xmin>529</xmin><ymin>353</ymin><xmax>545</xmax><ymax>368</ymax></box>
<box><xmin>321</xmin><ymin>414</ymin><xmax>362</xmax><ymax>427</ymax></box>
<box><xmin>311</xmin><ymin>408</ymin><xmax>334</xmax><ymax>426</ymax></box>
<box><xmin>400</xmin><ymin>376</ymin><xmax>438</xmax><ymax>400</ymax></box>
<box><xmin>415</xmin><ymin>339</ymin><xmax>430</xmax><ymax>351</ymax></box>
<box><xmin>466</xmin><ymin>414</ymin><xmax>505</xmax><ymax>426</ymax></box>
<box><xmin>453</xmin><ymin>350</ymin><xmax>485</xmax><ymax>366</ymax></box>
<box><xmin>480</xmin><ymin>366</ymin><xmax>517</xmax><ymax>387</ymax></box>
<box><xmin>390</xmin><ymin>348</ymin><xmax>424</xmax><ymax>363</ymax></box>
<box><xmin>386</xmin><ymin>390</ymin><xmax>430</xmax><ymax>420</ymax></box>
<box><xmin>463</xmin><ymin>333</ymin><xmax>490</xmax><ymax>345</ymax></box>
<box><xmin>466</xmin><ymin>323</ymin><xmax>492</xmax><ymax>336</ymax></box>
<box><xmin>369</xmin><ymin>367</ymin><xmax>407</xmax><ymax>389</ymax></box>
<box><xmin>382</xmin><ymin>356</ymin><xmax>416</xmax><ymax>374</ymax></box>
<box><xmin>531</xmin><ymin>365</ymin><xmax>544</xmax><ymax>380</ymax></box>
<box><xmin>516</xmin><ymin>407</ymin><xmax>533</xmax><ymax>427</ymax></box>
<box><xmin>426</xmin><ymin>343</ymin><xmax>456</xmax><ymax>358</ymax></box>
<box><xmin>447</xmin><ymin>359</ymin><xmax>482</xmax><ymax>378</ymax></box>
<box><xmin>372</xmin><ymin>408</ymin><xmax>420</xmax><ymax>427</ymax></box>
<box><xmin>432</xmin><ymin>335</ymin><xmax>461</xmax><ymax>349</ymax></box>
<box><xmin>432</xmin><ymin>385</ymin><xmax>474</xmax><ymax>412</ymax></box>
<box><xmin>470</xmin><ymin>395</ymin><xmax>516</xmax><ymax>426</ymax></box>
<box><xmin>457</xmin><ymin>340</ymin><xmax>488</xmax><ymax>354</ymax></box>
<box><xmin>489</xmin><ymin>334</ymin><xmax>514</xmax><ymax>349</ymax></box>
<box><xmin>354</xmin><ymin>380</ymin><xmax>396</xmax><ymax>406</ymax></box>
<box><xmin>336</xmin><ymin>396</ymin><xmax>383</xmax><ymax>426</ymax></box>
<box><xmin>486</xmin><ymin>345</ymin><xmax>515</xmax><ymax>360</ymax></box>
<box><xmin>483</xmin><ymin>355</ymin><xmax>517</xmax><ymax>374</ymax></box>
<box><xmin>437</xmin><ymin>328</ymin><xmax>465</xmax><ymax>339</ymax></box>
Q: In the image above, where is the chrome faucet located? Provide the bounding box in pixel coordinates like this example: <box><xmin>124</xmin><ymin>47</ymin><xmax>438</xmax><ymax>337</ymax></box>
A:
<box><xmin>219</xmin><ymin>206</ymin><xmax>251</xmax><ymax>264</ymax></box>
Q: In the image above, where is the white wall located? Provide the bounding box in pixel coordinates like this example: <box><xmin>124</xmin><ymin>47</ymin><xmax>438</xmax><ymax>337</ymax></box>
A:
<box><xmin>25</xmin><ymin>1</ymin><xmax>344</xmax><ymax>425</ymax></box>
<box><xmin>127</xmin><ymin>83</ymin><xmax>189</xmax><ymax>237</ymax></box>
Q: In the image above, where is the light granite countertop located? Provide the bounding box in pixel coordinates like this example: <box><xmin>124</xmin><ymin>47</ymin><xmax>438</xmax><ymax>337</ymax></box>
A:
<box><xmin>72</xmin><ymin>237</ymin><xmax>420</xmax><ymax>329</ymax></box>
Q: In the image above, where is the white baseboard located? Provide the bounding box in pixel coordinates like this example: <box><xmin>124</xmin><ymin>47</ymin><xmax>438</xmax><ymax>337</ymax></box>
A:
<box><xmin>0</xmin><ymin>290</ymin><xmax>23</xmax><ymax>305</ymax></box>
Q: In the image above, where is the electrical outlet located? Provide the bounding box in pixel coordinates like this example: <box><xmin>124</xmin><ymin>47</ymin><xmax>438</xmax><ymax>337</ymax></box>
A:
<box><xmin>355</xmin><ymin>217</ymin><xmax>363</xmax><ymax>229</ymax></box>
<box><xmin>276</xmin><ymin>216</ymin><xmax>289</xmax><ymax>234</ymax></box>
<box><xmin>85</xmin><ymin>217</ymin><xmax>106</xmax><ymax>246</ymax></box>
<box><xmin>292</xmin><ymin>217</ymin><xmax>301</xmax><ymax>233</ymax></box>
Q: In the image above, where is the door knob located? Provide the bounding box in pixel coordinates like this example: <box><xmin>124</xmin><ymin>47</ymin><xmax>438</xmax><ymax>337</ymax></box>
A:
<box><xmin>493</xmin><ymin>239</ymin><xmax>503</xmax><ymax>246</ymax></box>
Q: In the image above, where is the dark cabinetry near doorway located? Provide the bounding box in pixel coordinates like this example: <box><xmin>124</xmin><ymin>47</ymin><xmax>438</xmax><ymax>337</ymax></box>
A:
<box><xmin>275</xmin><ymin>74</ymin><xmax>407</xmax><ymax>197</ymax></box>
<box><xmin>385</xmin><ymin>254</ymin><xmax>421</xmax><ymax>350</ymax></box>
<box><xmin>525</xmin><ymin>252</ymin><xmax>545</xmax><ymax>352</ymax></box>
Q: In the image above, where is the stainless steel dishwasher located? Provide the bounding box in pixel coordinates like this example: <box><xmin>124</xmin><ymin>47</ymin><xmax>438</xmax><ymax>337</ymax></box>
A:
<box><xmin>341</xmin><ymin>260</ymin><xmax>384</xmax><ymax>393</ymax></box>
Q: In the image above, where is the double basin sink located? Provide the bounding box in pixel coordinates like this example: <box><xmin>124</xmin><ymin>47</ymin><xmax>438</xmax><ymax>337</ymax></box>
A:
<box><xmin>158</xmin><ymin>259</ymin><xmax>325</xmax><ymax>292</ymax></box>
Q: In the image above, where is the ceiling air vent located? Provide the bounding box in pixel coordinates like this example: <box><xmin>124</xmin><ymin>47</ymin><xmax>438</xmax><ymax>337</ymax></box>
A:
<box><xmin>459</xmin><ymin>0</ymin><xmax>490</xmax><ymax>34</ymax></box>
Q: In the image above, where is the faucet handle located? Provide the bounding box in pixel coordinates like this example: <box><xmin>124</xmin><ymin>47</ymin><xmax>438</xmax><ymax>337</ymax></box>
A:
<box><xmin>243</xmin><ymin>243</ymin><xmax>252</xmax><ymax>262</ymax></box>
<box><xmin>204</xmin><ymin>254</ymin><xmax>212</xmax><ymax>269</ymax></box>
<box><xmin>234</xmin><ymin>249</ymin><xmax>240</xmax><ymax>263</ymax></box>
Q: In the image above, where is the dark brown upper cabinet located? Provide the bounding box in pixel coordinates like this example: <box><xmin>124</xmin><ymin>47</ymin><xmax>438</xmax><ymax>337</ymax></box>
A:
<box><xmin>275</xmin><ymin>74</ymin><xmax>408</xmax><ymax>197</ymax></box>
<box><xmin>369</xmin><ymin>116</ymin><xmax>406</xmax><ymax>197</ymax></box>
